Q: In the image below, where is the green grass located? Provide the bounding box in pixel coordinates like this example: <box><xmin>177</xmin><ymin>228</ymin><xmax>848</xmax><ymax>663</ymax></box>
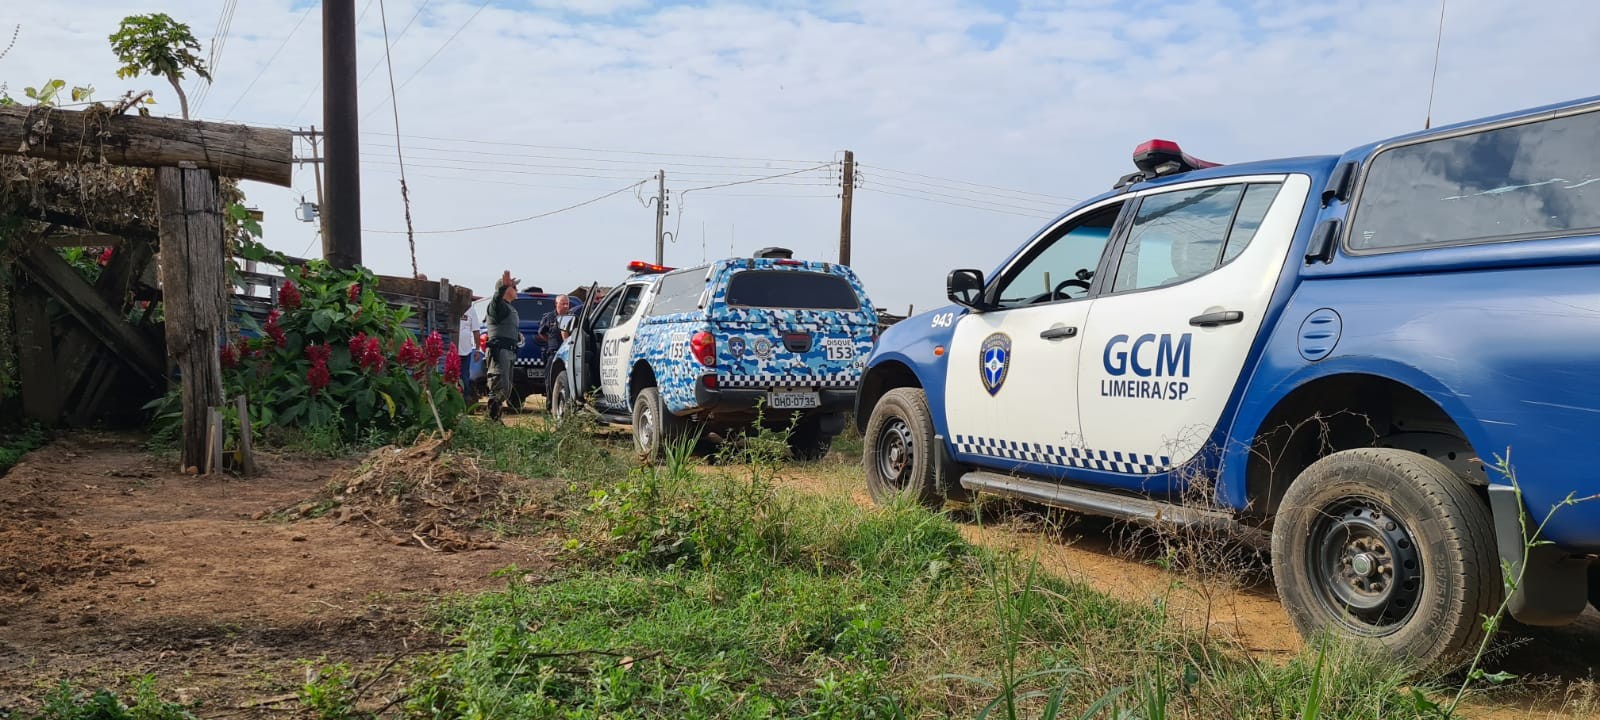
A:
<box><xmin>404</xmin><ymin>431</ymin><xmax>1445</xmax><ymax>719</ymax></box>
<box><xmin>0</xmin><ymin>423</ymin><xmax>47</xmax><ymax>475</ymax></box>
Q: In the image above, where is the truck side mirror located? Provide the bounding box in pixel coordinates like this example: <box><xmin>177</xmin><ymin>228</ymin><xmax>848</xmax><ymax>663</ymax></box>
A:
<box><xmin>947</xmin><ymin>269</ymin><xmax>989</xmax><ymax>311</ymax></box>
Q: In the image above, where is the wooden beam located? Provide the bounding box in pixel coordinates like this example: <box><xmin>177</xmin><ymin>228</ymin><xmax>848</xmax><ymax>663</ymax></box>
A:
<box><xmin>157</xmin><ymin>165</ymin><xmax>228</xmax><ymax>471</ymax></box>
<box><xmin>18</xmin><ymin>244</ymin><xmax>166</xmax><ymax>385</ymax></box>
<box><xmin>43</xmin><ymin>233</ymin><xmax>124</xmax><ymax>248</ymax></box>
<box><xmin>0</xmin><ymin>105</ymin><xmax>293</xmax><ymax>186</ymax></box>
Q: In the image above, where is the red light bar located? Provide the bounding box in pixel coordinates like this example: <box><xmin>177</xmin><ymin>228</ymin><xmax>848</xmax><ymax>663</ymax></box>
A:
<box><xmin>627</xmin><ymin>260</ymin><xmax>674</xmax><ymax>274</ymax></box>
<box><xmin>1133</xmin><ymin>139</ymin><xmax>1220</xmax><ymax>178</ymax></box>
<box><xmin>772</xmin><ymin>259</ymin><xmax>804</xmax><ymax>266</ymax></box>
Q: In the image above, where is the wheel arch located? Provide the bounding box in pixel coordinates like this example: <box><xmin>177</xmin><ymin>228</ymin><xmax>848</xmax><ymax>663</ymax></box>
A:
<box><xmin>857</xmin><ymin>358</ymin><xmax>922</xmax><ymax>431</ymax></box>
<box><xmin>1232</xmin><ymin>369</ymin><xmax>1489</xmax><ymax>522</ymax></box>
<box><xmin>628</xmin><ymin>359</ymin><xmax>658</xmax><ymax>405</ymax></box>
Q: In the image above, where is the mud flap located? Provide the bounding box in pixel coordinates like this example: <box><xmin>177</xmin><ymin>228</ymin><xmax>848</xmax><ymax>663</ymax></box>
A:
<box><xmin>1488</xmin><ymin>485</ymin><xmax>1590</xmax><ymax>626</ymax></box>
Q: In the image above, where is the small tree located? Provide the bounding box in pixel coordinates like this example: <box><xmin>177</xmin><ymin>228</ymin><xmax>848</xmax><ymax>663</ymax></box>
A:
<box><xmin>108</xmin><ymin>13</ymin><xmax>209</xmax><ymax>119</ymax></box>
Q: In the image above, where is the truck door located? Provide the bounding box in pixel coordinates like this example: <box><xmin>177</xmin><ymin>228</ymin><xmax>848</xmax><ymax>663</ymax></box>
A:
<box><xmin>944</xmin><ymin>200</ymin><xmax>1126</xmax><ymax>479</ymax></box>
<box><xmin>1075</xmin><ymin>175</ymin><xmax>1309</xmax><ymax>477</ymax></box>
<box><xmin>599</xmin><ymin>283</ymin><xmax>648</xmax><ymax>407</ymax></box>
<box><xmin>568</xmin><ymin>283</ymin><xmax>602</xmax><ymax>406</ymax></box>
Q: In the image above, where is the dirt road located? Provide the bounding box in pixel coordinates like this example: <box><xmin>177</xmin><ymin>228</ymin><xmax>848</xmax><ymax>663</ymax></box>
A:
<box><xmin>0</xmin><ymin>433</ymin><xmax>553</xmax><ymax>715</ymax></box>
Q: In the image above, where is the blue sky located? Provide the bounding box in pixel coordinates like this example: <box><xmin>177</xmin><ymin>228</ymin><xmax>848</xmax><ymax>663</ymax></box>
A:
<box><xmin>7</xmin><ymin>0</ymin><xmax>1600</xmax><ymax>311</ymax></box>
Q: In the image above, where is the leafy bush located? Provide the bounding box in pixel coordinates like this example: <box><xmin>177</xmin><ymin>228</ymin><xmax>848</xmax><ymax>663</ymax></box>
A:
<box><xmin>18</xmin><ymin>677</ymin><xmax>194</xmax><ymax>720</ymax></box>
<box><xmin>150</xmin><ymin>261</ymin><xmax>465</xmax><ymax>448</ymax></box>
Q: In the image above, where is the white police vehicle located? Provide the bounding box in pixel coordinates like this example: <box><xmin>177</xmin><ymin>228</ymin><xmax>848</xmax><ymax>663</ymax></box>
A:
<box><xmin>859</xmin><ymin>97</ymin><xmax>1600</xmax><ymax>666</ymax></box>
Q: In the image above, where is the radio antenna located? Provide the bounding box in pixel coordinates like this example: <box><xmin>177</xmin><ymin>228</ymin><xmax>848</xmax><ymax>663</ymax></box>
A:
<box><xmin>1425</xmin><ymin>0</ymin><xmax>1447</xmax><ymax>129</ymax></box>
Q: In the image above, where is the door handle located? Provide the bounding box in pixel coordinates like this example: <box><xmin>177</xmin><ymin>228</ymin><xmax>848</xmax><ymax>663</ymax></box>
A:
<box><xmin>615</xmin><ymin>335</ymin><xmax>632</xmax><ymax>342</ymax></box>
<box><xmin>1039</xmin><ymin>326</ymin><xmax>1078</xmax><ymax>340</ymax></box>
<box><xmin>1189</xmin><ymin>310</ymin><xmax>1244</xmax><ymax>327</ymax></box>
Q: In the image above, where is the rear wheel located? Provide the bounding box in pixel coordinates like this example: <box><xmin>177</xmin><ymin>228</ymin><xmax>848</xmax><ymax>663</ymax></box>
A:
<box><xmin>863</xmin><ymin>388</ymin><xmax>949</xmax><ymax>510</ymax></box>
<box><xmin>632</xmin><ymin>387</ymin><xmax>693</xmax><ymax>461</ymax></box>
<box><xmin>787</xmin><ymin>414</ymin><xmax>834</xmax><ymax>462</ymax></box>
<box><xmin>1271</xmin><ymin>448</ymin><xmax>1500</xmax><ymax>669</ymax></box>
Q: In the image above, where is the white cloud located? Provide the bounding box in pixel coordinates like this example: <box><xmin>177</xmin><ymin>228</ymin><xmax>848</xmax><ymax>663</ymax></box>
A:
<box><xmin>4</xmin><ymin>0</ymin><xmax>1600</xmax><ymax>312</ymax></box>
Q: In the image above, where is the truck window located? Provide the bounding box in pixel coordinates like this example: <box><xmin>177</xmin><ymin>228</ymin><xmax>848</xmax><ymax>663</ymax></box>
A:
<box><xmin>725</xmin><ymin>271</ymin><xmax>859</xmax><ymax>310</ymax></box>
<box><xmin>994</xmin><ymin>201</ymin><xmax>1123</xmax><ymax>308</ymax></box>
<box><xmin>1112</xmin><ymin>184</ymin><xmax>1244</xmax><ymax>292</ymax></box>
<box><xmin>1222</xmin><ymin>183</ymin><xmax>1281</xmax><ymax>263</ymax></box>
<box><xmin>587</xmin><ymin>290</ymin><xmax>626</xmax><ymax>332</ymax></box>
<box><xmin>513</xmin><ymin>297</ymin><xmax>554</xmax><ymax>323</ymax></box>
<box><xmin>648</xmin><ymin>268</ymin><xmax>708</xmax><ymax>316</ymax></box>
<box><xmin>613</xmin><ymin>285</ymin><xmax>646</xmax><ymax>324</ymax></box>
<box><xmin>1349</xmin><ymin>108</ymin><xmax>1600</xmax><ymax>252</ymax></box>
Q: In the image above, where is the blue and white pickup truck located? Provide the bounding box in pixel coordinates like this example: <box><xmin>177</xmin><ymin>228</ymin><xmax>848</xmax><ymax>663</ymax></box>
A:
<box><xmin>858</xmin><ymin>96</ymin><xmax>1600</xmax><ymax>665</ymax></box>
<box><xmin>551</xmin><ymin>248</ymin><xmax>878</xmax><ymax>460</ymax></box>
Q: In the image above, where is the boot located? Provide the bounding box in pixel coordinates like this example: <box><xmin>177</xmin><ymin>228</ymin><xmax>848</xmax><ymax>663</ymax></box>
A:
<box><xmin>487</xmin><ymin>396</ymin><xmax>502</xmax><ymax>422</ymax></box>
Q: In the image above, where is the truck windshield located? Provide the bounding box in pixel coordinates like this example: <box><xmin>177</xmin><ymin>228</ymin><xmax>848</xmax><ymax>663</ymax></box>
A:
<box><xmin>725</xmin><ymin>270</ymin><xmax>859</xmax><ymax>310</ymax></box>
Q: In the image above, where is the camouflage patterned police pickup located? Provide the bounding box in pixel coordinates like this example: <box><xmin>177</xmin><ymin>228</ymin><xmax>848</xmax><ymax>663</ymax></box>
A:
<box><xmin>548</xmin><ymin>248</ymin><xmax>878</xmax><ymax>460</ymax></box>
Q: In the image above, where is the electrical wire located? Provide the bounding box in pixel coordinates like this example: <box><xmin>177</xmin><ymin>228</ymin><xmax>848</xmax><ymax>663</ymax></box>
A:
<box><xmin>857</xmin><ymin>186</ymin><xmax>1056</xmax><ymax>220</ymax></box>
<box><xmin>856</xmin><ymin>170</ymin><xmax>1070</xmax><ymax>209</ymax></box>
<box><xmin>363</xmin><ymin>179</ymin><xmax>650</xmax><ymax>234</ymax></box>
<box><xmin>219</xmin><ymin>3</ymin><xmax>315</xmax><ymax>120</ymax></box>
<box><xmin>293</xmin><ymin>0</ymin><xmax>377</xmax><ymax>122</ymax></box>
<box><xmin>362</xmin><ymin>0</ymin><xmax>491</xmax><ymax>122</ymax></box>
<box><xmin>862</xmin><ymin>178</ymin><xmax>1069</xmax><ymax>215</ymax></box>
<box><xmin>361</xmin><ymin>130</ymin><xmax>827</xmax><ymax>166</ymax></box>
<box><xmin>355</xmin><ymin>148</ymin><xmax>838</xmax><ymax>179</ymax></box>
<box><xmin>672</xmin><ymin>163</ymin><xmax>838</xmax><ymax>242</ymax></box>
<box><xmin>356</xmin><ymin>155</ymin><xmax>837</xmax><ymax>184</ymax></box>
<box><xmin>858</xmin><ymin>162</ymin><xmax>1077</xmax><ymax>203</ymax></box>
<box><xmin>377</xmin><ymin>0</ymin><xmax>422</xmax><ymax>281</ymax></box>
<box><xmin>192</xmin><ymin>0</ymin><xmax>238</xmax><ymax>113</ymax></box>
<box><xmin>358</xmin><ymin>139</ymin><xmax>827</xmax><ymax>171</ymax></box>
<box><xmin>357</xmin><ymin>0</ymin><xmax>431</xmax><ymax>91</ymax></box>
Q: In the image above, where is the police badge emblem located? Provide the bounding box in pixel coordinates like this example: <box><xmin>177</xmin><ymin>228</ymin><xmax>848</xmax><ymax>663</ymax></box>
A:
<box><xmin>728</xmin><ymin>336</ymin><xmax>747</xmax><ymax>356</ymax></box>
<box><xmin>979</xmin><ymin>332</ymin><xmax>1011</xmax><ymax>396</ymax></box>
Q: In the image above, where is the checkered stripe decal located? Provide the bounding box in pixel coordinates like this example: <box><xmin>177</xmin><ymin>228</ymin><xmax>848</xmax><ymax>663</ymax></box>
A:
<box><xmin>719</xmin><ymin>373</ymin><xmax>857</xmax><ymax>389</ymax></box>
<box><xmin>951</xmin><ymin>434</ymin><xmax>1171</xmax><ymax>475</ymax></box>
<box><xmin>513</xmin><ymin>357</ymin><xmax>547</xmax><ymax>367</ymax></box>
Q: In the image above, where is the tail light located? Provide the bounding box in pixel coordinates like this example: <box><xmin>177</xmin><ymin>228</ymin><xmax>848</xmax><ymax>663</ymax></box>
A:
<box><xmin>689</xmin><ymin>331</ymin><xmax>716</xmax><ymax>367</ymax></box>
<box><xmin>702</xmin><ymin>374</ymin><xmax>718</xmax><ymax>389</ymax></box>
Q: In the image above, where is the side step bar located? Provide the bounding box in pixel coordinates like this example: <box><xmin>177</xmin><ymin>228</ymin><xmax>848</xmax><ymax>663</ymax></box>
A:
<box><xmin>959</xmin><ymin>471</ymin><xmax>1268</xmax><ymax>547</ymax></box>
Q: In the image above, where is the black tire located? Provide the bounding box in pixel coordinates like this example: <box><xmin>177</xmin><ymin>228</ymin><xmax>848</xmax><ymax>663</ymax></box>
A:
<box><xmin>787</xmin><ymin>414</ymin><xmax>834</xmax><ymax>462</ymax></box>
<box><xmin>632</xmin><ymin>387</ymin><xmax>693</xmax><ymax>461</ymax></box>
<box><xmin>548</xmin><ymin>369</ymin><xmax>574</xmax><ymax>421</ymax></box>
<box><xmin>863</xmin><ymin>388</ymin><xmax>955</xmax><ymax>510</ymax></box>
<box><xmin>1271</xmin><ymin>448</ymin><xmax>1501</xmax><ymax>669</ymax></box>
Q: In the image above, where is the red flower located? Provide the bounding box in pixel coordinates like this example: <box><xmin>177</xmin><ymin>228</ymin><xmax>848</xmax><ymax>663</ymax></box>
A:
<box><xmin>397</xmin><ymin>337</ymin><xmax>422</xmax><ymax>367</ymax></box>
<box><xmin>264</xmin><ymin>309</ymin><xmax>288</xmax><ymax>348</ymax></box>
<box><xmin>307</xmin><ymin>361</ymin><xmax>331</xmax><ymax>394</ymax></box>
<box><xmin>361</xmin><ymin>336</ymin><xmax>386</xmax><ymax>373</ymax></box>
<box><xmin>306</xmin><ymin>343</ymin><xmax>331</xmax><ymax>365</ymax></box>
<box><xmin>443</xmin><ymin>351</ymin><xmax>462</xmax><ymax>385</ymax></box>
<box><xmin>98</xmin><ymin>247</ymin><xmax>114</xmax><ymax>266</ymax></box>
<box><xmin>279</xmin><ymin>280</ymin><xmax>303</xmax><ymax>310</ymax></box>
<box><xmin>347</xmin><ymin>283</ymin><xmax>361</xmax><ymax>303</ymax></box>
<box><xmin>423</xmin><ymin>332</ymin><xmax>446</xmax><ymax>369</ymax></box>
<box><xmin>348</xmin><ymin>332</ymin><xmax>367</xmax><ymax>359</ymax></box>
<box><xmin>220</xmin><ymin>342</ymin><xmax>239</xmax><ymax>368</ymax></box>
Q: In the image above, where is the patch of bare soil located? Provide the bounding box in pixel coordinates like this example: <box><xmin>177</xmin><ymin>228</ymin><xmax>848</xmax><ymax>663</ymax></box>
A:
<box><xmin>775</xmin><ymin>459</ymin><xmax>1600</xmax><ymax>720</ymax></box>
<box><xmin>0</xmin><ymin>432</ymin><xmax>557</xmax><ymax>717</ymax></box>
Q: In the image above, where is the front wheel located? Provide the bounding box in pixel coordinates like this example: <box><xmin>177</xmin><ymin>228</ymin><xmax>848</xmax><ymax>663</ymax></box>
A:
<box><xmin>863</xmin><ymin>388</ymin><xmax>952</xmax><ymax>510</ymax></box>
<box><xmin>1271</xmin><ymin>448</ymin><xmax>1501</xmax><ymax>669</ymax></box>
<box><xmin>632</xmin><ymin>387</ymin><xmax>693</xmax><ymax>461</ymax></box>
<box><xmin>548</xmin><ymin>369</ymin><xmax>574</xmax><ymax>421</ymax></box>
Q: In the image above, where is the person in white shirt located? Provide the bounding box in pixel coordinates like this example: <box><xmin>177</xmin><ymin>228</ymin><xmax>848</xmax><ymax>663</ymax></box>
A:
<box><xmin>458</xmin><ymin>299</ymin><xmax>482</xmax><ymax>403</ymax></box>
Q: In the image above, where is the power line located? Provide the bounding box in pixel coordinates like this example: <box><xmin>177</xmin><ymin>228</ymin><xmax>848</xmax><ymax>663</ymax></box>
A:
<box><xmin>673</xmin><ymin>163</ymin><xmax>837</xmax><ymax>242</ymax></box>
<box><xmin>361</xmin><ymin>130</ymin><xmax>826</xmax><ymax>166</ymax></box>
<box><xmin>858</xmin><ymin>186</ymin><xmax>1056</xmax><ymax>220</ymax></box>
<box><xmin>355</xmin><ymin>148</ymin><xmax>838</xmax><ymax>179</ymax></box>
<box><xmin>856</xmin><ymin>169</ymin><xmax>1070</xmax><ymax>209</ymax></box>
<box><xmin>358</xmin><ymin>139</ymin><xmax>828</xmax><ymax>171</ymax></box>
<box><xmin>193</xmin><ymin>0</ymin><xmax>239</xmax><ymax>113</ymax></box>
<box><xmin>858</xmin><ymin>162</ymin><xmax>1077</xmax><ymax>203</ymax></box>
<box><xmin>377</xmin><ymin>0</ymin><xmax>422</xmax><ymax>281</ymax></box>
<box><xmin>363</xmin><ymin>179</ymin><xmax>650</xmax><ymax>234</ymax></box>
<box><xmin>862</xmin><ymin>178</ymin><xmax>1069</xmax><ymax>215</ymax></box>
<box><xmin>357</xmin><ymin>0</ymin><xmax>431</xmax><ymax>91</ymax></box>
<box><xmin>219</xmin><ymin>3</ymin><xmax>315</xmax><ymax>120</ymax></box>
<box><xmin>357</xmin><ymin>155</ymin><xmax>836</xmax><ymax>184</ymax></box>
<box><xmin>362</xmin><ymin>0</ymin><xmax>491</xmax><ymax>122</ymax></box>
<box><xmin>293</xmin><ymin>0</ymin><xmax>377</xmax><ymax>123</ymax></box>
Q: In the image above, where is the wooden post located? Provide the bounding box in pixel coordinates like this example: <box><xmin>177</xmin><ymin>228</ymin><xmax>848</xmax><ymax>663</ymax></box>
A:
<box><xmin>10</xmin><ymin>283</ymin><xmax>60</xmax><ymax>423</ymax></box>
<box><xmin>157</xmin><ymin>164</ymin><xmax>228</xmax><ymax>472</ymax></box>
<box><xmin>236</xmin><ymin>394</ymin><xmax>255</xmax><ymax>475</ymax></box>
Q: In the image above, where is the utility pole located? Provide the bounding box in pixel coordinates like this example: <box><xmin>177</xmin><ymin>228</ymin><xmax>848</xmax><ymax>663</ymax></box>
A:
<box><xmin>323</xmin><ymin>0</ymin><xmax>361</xmax><ymax>269</ymax></box>
<box><xmin>654</xmin><ymin>170</ymin><xmax>667</xmax><ymax>265</ymax></box>
<box><xmin>308</xmin><ymin>126</ymin><xmax>327</xmax><ymax>242</ymax></box>
<box><xmin>838</xmin><ymin>150</ymin><xmax>854</xmax><ymax>266</ymax></box>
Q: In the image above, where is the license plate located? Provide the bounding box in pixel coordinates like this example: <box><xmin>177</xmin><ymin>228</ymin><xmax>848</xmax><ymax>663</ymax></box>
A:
<box><xmin>767</xmin><ymin>389</ymin><xmax>819</xmax><ymax>409</ymax></box>
<box><xmin>526</xmin><ymin>367</ymin><xmax>545</xmax><ymax>379</ymax></box>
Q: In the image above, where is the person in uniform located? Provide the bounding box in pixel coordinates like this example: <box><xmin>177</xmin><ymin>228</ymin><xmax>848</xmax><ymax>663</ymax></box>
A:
<box><xmin>536</xmin><ymin>294</ymin><xmax>581</xmax><ymax>357</ymax></box>
<box><xmin>484</xmin><ymin>270</ymin><xmax>520</xmax><ymax>422</ymax></box>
